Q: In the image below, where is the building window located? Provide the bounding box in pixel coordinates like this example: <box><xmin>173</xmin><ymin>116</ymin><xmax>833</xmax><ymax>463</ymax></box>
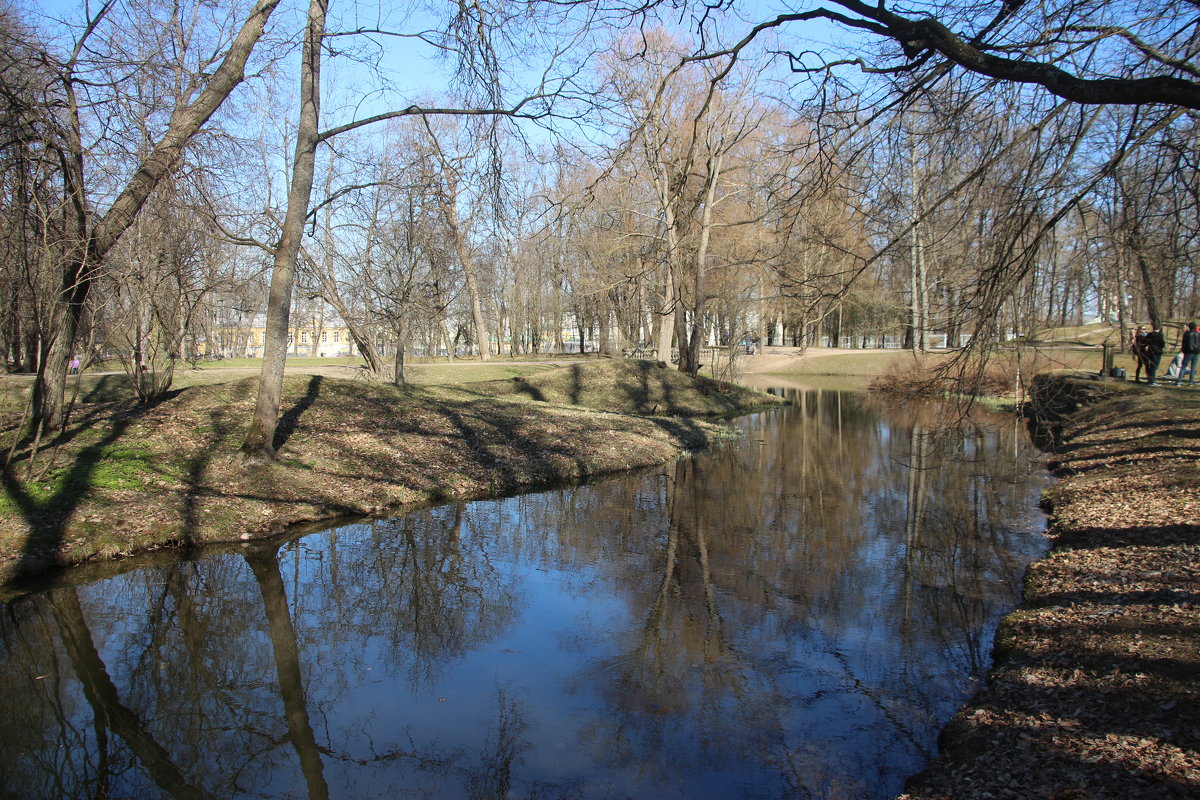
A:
<box><xmin>333</xmin><ymin>331</ymin><xmax>340</xmax><ymax>343</ymax></box>
<box><xmin>287</xmin><ymin>334</ymin><xmax>293</xmax><ymax>344</ymax></box>
<box><xmin>300</xmin><ymin>331</ymin><xmax>308</xmax><ymax>344</ymax></box>
<box><xmin>321</xmin><ymin>331</ymin><xmax>328</xmax><ymax>343</ymax></box>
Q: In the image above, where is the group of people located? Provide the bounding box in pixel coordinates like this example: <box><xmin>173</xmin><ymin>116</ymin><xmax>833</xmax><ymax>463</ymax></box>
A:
<box><xmin>1130</xmin><ymin>322</ymin><xmax>1199</xmax><ymax>386</ymax></box>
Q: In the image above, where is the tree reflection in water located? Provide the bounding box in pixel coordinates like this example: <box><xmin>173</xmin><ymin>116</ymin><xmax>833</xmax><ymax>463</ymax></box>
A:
<box><xmin>0</xmin><ymin>388</ymin><xmax>1048</xmax><ymax>799</ymax></box>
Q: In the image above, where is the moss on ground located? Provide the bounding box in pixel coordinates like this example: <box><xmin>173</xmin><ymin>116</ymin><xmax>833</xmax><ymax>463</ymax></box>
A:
<box><xmin>0</xmin><ymin>362</ymin><xmax>781</xmax><ymax>587</ymax></box>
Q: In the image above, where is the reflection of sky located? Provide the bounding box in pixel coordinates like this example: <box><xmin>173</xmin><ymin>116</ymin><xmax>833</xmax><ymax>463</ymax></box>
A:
<box><xmin>1</xmin><ymin>388</ymin><xmax>1050</xmax><ymax>799</ymax></box>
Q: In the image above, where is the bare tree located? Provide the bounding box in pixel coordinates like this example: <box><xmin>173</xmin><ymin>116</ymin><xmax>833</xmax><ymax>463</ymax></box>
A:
<box><xmin>0</xmin><ymin>0</ymin><xmax>281</xmax><ymax>434</ymax></box>
<box><xmin>671</xmin><ymin>0</ymin><xmax>1200</xmax><ymax>109</ymax></box>
<box><xmin>238</xmin><ymin>0</ymin><xmax>591</xmax><ymax>459</ymax></box>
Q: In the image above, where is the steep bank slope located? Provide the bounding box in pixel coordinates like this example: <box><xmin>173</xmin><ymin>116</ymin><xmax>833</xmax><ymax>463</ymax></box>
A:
<box><xmin>901</xmin><ymin>375</ymin><xmax>1200</xmax><ymax>799</ymax></box>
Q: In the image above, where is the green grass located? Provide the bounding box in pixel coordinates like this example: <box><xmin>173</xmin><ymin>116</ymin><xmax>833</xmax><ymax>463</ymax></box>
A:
<box><xmin>405</xmin><ymin>363</ymin><xmax>558</xmax><ymax>384</ymax></box>
<box><xmin>0</xmin><ymin>441</ymin><xmax>161</xmax><ymax>517</ymax></box>
<box><xmin>1030</xmin><ymin>324</ymin><xmax>1120</xmax><ymax>345</ymax></box>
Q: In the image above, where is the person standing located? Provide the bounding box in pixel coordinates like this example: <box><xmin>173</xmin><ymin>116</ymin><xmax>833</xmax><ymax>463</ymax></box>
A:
<box><xmin>1143</xmin><ymin>323</ymin><xmax>1166</xmax><ymax>385</ymax></box>
<box><xmin>1129</xmin><ymin>325</ymin><xmax>1149</xmax><ymax>383</ymax></box>
<box><xmin>1174</xmin><ymin>322</ymin><xmax>1199</xmax><ymax>386</ymax></box>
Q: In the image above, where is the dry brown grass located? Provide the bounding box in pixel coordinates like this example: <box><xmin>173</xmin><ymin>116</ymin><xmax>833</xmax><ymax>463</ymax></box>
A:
<box><xmin>869</xmin><ymin>346</ymin><xmax>1142</xmax><ymax>404</ymax></box>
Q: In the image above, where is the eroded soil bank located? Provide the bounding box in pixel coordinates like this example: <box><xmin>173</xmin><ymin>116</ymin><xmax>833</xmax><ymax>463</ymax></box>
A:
<box><xmin>0</xmin><ymin>360</ymin><xmax>782</xmax><ymax>588</ymax></box>
<box><xmin>900</xmin><ymin>374</ymin><xmax>1200</xmax><ymax>800</ymax></box>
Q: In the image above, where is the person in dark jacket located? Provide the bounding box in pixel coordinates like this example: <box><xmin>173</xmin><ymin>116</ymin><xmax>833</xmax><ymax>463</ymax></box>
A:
<box><xmin>1143</xmin><ymin>323</ymin><xmax>1166</xmax><ymax>385</ymax></box>
<box><xmin>1130</xmin><ymin>325</ymin><xmax>1149</xmax><ymax>383</ymax></box>
<box><xmin>1173</xmin><ymin>321</ymin><xmax>1199</xmax><ymax>386</ymax></box>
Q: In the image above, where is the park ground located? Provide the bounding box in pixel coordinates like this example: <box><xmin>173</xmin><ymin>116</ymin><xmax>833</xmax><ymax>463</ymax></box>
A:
<box><xmin>1</xmin><ymin>343</ymin><xmax>1197</xmax><ymax>797</ymax></box>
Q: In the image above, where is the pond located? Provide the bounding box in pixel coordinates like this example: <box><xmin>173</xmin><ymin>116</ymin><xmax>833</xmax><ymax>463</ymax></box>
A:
<box><xmin>0</xmin><ymin>386</ymin><xmax>1050</xmax><ymax>799</ymax></box>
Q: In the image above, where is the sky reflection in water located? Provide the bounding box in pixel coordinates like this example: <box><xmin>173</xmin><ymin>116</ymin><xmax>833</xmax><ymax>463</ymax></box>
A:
<box><xmin>0</xmin><ymin>388</ymin><xmax>1050</xmax><ymax>799</ymax></box>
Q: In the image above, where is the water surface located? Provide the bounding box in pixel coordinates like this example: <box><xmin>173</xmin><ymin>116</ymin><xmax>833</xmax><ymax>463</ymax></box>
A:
<box><xmin>0</xmin><ymin>388</ymin><xmax>1049</xmax><ymax>799</ymax></box>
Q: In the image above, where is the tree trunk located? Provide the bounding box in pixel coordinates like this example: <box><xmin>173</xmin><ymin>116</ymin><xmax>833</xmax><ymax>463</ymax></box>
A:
<box><xmin>910</xmin><ymin>156</ymin><xmax>926</xmax><ymax>356</ymax></box>
<box><xmin>598</xmin><ymin>304</ymin><xmax>612</xmax><ymax>356</ymax></box>
<box><xmin>679</xmin><ymin>155</ymin><xmax>721</xmax><ymax>376</ymax></box>
<box><xmin>657</xmin><ymin>265</ymin><xmax>675</xmax><ymax>364</ymax></box>
<box><xmin>1135</xmin><ymin>251</ymin><xmax>1162</xmax><ymax>328</ymax></box>
<box><xmin>241</xmin><ymin>0</ymin><xmax>325</xmax><ymax>460</ymax></box>
<box><xmin>392</xmin><ymin>321</ymin><xmax>407</xmax><ymax>385</ymax></box>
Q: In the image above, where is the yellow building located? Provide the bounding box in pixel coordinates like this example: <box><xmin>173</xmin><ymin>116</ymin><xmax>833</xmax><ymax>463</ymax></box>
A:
<box><xmin>207</xmin><ymin>323</ymin><xmax>359</xmax><ymax>358</ymax></box>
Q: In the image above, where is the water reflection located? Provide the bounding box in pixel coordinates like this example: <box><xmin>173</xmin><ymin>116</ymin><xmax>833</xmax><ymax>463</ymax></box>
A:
<box><xmin>0</xmin><ymin>388</ymin><xmax>1048</xmax><ymax>799</ymax></box>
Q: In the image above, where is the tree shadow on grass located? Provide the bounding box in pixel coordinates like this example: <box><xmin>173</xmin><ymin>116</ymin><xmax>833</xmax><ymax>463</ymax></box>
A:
<box><xmin>1049</xmin><ymin>523</ymin><xmax>1200</xmax><ymax>550</ymax></box>
<box><xmin>179</xmin><ymin>408</ymin><xmax>240</xmax><ymax>544</ymax></box>
<box><xmin>646</xmin><ymin>415</ymin><xmax>710</xmax><ymax>450</ymax></box>
<box><xmin>179</xmin><ymin>376</ymin><xmax>359</xmax><ymax>541</ymax></box>
<box><xmin>569</xmin><ymin>364</ymin><xmax>582</xmax><ymax>405</ymax></box>
<box><xmin>273</xmin><ymin>375</ymin><xmax>323</xmax><ymax>451</ymax></box>
<box><xmin>621</xmin><ymin>360</ymin><xmax>655</xmax><ymax>414</ymax></box>
<box><xmin>431</xmin><ymin>395</ymin><xmax>719</xmax><ymax>497</ymax></box>
<box><xmin>82</xmin><ymin>374</ymin><xmax>134</xmax><ymax>403</ymax></box>
<box><xmin>913</xmin><ymin>701</ymin><xmax>1200</xmax><ymax>799</ymax></box>
<box><xmin>506</xmin><ymin>379</ymin><xmax>546</xmax><ymax>402</ymax></box>
<box><xmin>612</xmin><ymin>360</ymin><xmax>682</xmax><ymax>416</ymax></box>
<box><xmin>4</xmin><ymin>406</ymin><xmax>143</xmax><ymax>580</ymax></box>
<box><xmin>435</xmin><ymin>401</ymin><xmax>577</xmax><ymax>492</ymax></box>
<box><xmin>1052</xmin><ymin>447</ymin><xmax>1200</xmax><ymax>477</ymax></box>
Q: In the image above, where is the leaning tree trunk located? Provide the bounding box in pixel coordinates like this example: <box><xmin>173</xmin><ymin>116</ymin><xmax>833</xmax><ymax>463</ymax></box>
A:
<box><xmin>307</xmin><ymin>256</ymin><xmax>384</xmax><ymax>374</ymax></box>
<box><xmin>461</xmin><ymin>256</ymin><xmax>491</xmax><ymax>361</ymax></box>
<box><xmin>32</xmin><ymin>0</ymin><xmax>281</xmax><ymax>430</ymax></box>
<box><xmin>241</xmin><ymin>0</ymin><xmax>325</xmax><ymax>460</ymax></box>
<box><xmin>1135</xmin><ymin>251</ymin><xmax>1162</xmax><ymax>330</ymax></box>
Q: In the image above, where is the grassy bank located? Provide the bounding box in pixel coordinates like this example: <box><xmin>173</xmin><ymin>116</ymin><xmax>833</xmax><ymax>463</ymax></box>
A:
<box><xmin>0</xmin><ymin>360</ymin><xmax>782</xmax><ymax>588</ymax></box>
<box><xmin>466</xmin><ymin>358</ymin><xmax>776</xmax><ymax>416</ymax></box>
<box><xmin>752</xmin><ymin>345</ymin><xmax>1113</xmax><ymax>387</ymax></box>
<box><xmin>0</xmin><ymin>360</ymin><xmax>567</xmax><ymax>412</ymax></box>
<box><xmin>862</xmin><ymin>344</ymin><xmax>1181</xmax><ymax>409</ymax></box>
<box><xmin>900</xmin><ymin>375</ymin><xmax>1200</xmax><ymax>800</ymax></box>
